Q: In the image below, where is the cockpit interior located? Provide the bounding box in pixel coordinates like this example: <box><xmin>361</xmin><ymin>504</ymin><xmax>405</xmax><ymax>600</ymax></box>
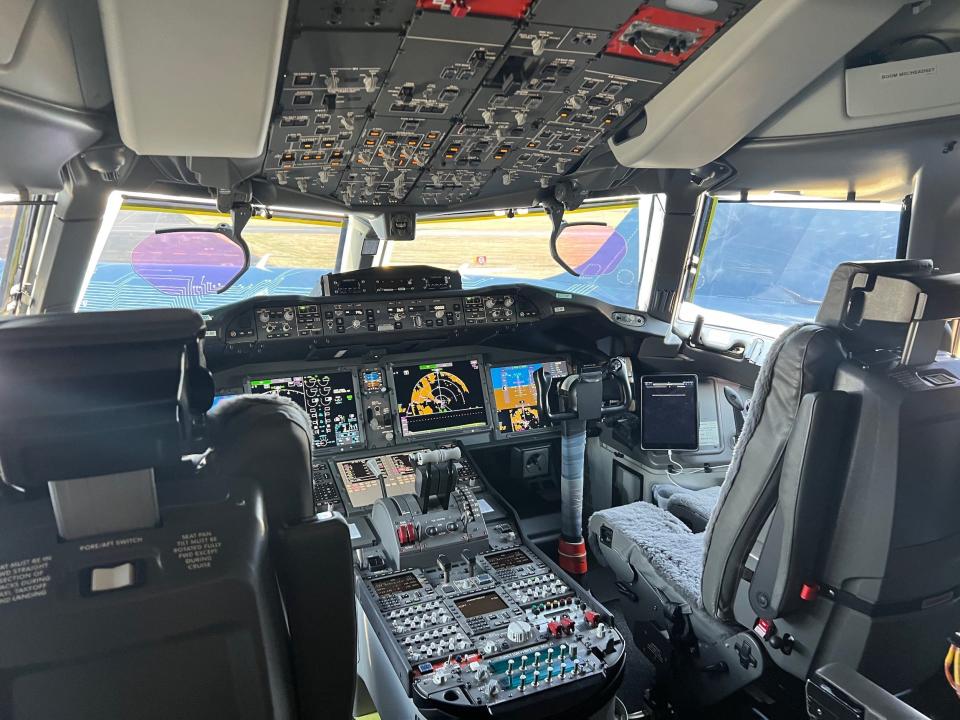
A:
<box><xmin>3</xmin><ymin>1</ymin><xmax>960</xmax><ymax>719</ymax></box>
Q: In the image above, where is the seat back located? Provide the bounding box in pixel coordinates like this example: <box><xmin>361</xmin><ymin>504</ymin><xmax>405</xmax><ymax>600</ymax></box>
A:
<box><xmin>704</xmin><ymin>259</ymin><xmax>960</xmax><ymax>692</ymax></box>
<box><xmin>0</xmin><ymin>310</ymin><xmax>312</xmax><ymax>719</ymax></box>
<box><xmin>700</xmin><ymin>323</ymin><xmax>847</xmax><ymax>618</ymax></box>
<box><xmin>207</xmin><ymin>395</ymin><xmax>357</xmax><ymax>720</ymax></box>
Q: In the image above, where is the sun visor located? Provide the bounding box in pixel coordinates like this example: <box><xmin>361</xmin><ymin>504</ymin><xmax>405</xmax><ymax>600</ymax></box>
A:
<box><xmin>98</xmin><ymin>0</ymin><xmax>288</xmax><ymax>158</ymax></box>
<box><xmin>608</xmin><ymin>0</ymin><xmax>906</xmax><ymax>169</ymax></box>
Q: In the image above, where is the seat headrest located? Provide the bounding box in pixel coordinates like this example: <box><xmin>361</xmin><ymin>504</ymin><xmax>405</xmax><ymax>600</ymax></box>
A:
<box><xmin>815</xmin><ymin>259</ymin><xmax>960</xmax><ymax>364</ymax></box>
<box><xmin>0</xmin><ymin>309</ymin><xmax>213</xmax><ymax>489</ymax></box>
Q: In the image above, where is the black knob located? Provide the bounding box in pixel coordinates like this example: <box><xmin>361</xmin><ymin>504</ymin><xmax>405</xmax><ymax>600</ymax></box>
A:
<box><xmin>461</xmin><ymin>549</ymin><xmax>476</xmax><ymax>576</ymax></box>
<box><xmin>437</xmin><ymin>554</ymin><xmax>452</xmax><ymax>583</ymax></box>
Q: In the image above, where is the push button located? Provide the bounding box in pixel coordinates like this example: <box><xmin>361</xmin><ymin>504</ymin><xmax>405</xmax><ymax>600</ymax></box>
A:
<box><xmin>90</xmin><ymin>562</ymin><xmax>136</xmax><ymax>592</ymax></box>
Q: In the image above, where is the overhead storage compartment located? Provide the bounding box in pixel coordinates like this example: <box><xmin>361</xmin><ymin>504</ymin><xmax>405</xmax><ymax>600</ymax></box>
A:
<box><xmin>98</xmin><ymin>0</ymin><xmax>288</xmax><ymax>158</ymax></box>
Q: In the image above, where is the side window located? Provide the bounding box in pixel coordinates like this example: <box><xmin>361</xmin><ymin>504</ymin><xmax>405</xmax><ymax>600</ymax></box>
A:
<box><xmin>78</xmin><ymin>198</ymin><xmax>344</xmax><ymax>312</ymax></box>
<box><xmin>682</xmin><ymin>198</ymin><xmax>903</xmax><ymax>329</ymax></box>
<box><xmin>383</xmin><ymin>196</ymin><xmax>664</xmax><ymax>310</ymax></box>
<box><xmin>0</xmin><ymin>200</ymin><xmax>16</xmax><ymax>282</ymax></box>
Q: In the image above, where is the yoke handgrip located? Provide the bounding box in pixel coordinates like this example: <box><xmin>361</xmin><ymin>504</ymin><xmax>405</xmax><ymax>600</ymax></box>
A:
<box><xmin>534</xmin><ymin>367</ymin><xmax>576</xmax><ymax>422</ymax></box>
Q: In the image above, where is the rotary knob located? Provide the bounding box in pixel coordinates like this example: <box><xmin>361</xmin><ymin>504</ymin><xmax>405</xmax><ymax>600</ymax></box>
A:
<box><xmin>485</xmin><ymin>297</ymin><xmax>496</xmax><ymax>309</ymax></box>
<box><xmin>351</xmin><ymin>318</ymin><xmax>362</xmax><ymax>329</ymax></box>
<box><xmin>283</xmin><ymin>308</ymin><xmax>295</xmax><ymax>322</ymax></box>
<box><xmin>258</xmin><ymin>309</ymin><xmax>271</xmax><ymax>324</ymax></box>
<box><xmin>506</xmin><ymin>620</ymin><xmax>533</xmax><ymax>644</ymax></box>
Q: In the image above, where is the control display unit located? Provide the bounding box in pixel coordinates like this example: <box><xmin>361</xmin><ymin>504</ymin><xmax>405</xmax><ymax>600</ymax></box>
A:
<box><xmin>371</xmin><ymin>572</ymin><xmax>421</xmax><ymax>597</ymax></box>
<box><xmin>640</xmin><ymin>374</ymin><xmax>699</xmax><ymax>451</ymax></box>
<box><xmin>489</xmin><ymin>360</ymin><xmax>569</xmax><ymax>435</ymax></box>
<box><xmin>392</xmin><ymin>359</ymin><xmax>489</xmax><ymax>438</ymax></box>
<box><xmin>455</xmin><ymin>591</ymin><xmax>508</xmax><ymax>619</ymax></box>
<box><xmin>248</xmin><ymin>372</ymin><xmax>363</xmax><ymax>451</ymax></box>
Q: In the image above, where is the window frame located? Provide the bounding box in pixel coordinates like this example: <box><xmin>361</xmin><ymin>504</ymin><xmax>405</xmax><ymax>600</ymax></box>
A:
<box><xmin>0</xmin><ymin>195</ymin><xmax>56</xmax><ymax>316</ymax></box>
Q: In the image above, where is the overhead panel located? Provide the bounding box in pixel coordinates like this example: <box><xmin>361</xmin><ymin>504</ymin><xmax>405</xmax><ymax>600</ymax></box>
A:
<box><xmin>259</xmin><ymin>0</ymin><xmax>760</xmax><ymax>209</ymax></box>
<box><xmin>298</xmin><ymin>0</ymin><xmax>418</xmax><ymax>28</ymax></box>
<box><xmin>265</xmin><ymin>30</ymin><xmax>402</xmax><ymax>195</ymax></box>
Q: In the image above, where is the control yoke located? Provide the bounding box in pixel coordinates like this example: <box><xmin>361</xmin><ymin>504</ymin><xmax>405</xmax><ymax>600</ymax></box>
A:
<box><xmin>411</xmin><ymin>447</ymin><xmax>461</xmax><ymax>513</ymax></box>
<box><xmin>533</xmin><ymin>357</ymin><xmax>633</xmax><ymax>575</ymax></box>
<box><xmin>534</xmin><ymin>357</ymin><xmax>632</xmax><ymax>423</ymax></box>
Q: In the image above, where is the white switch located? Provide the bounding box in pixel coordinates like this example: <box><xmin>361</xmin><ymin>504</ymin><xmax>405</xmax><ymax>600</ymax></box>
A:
<box><xmin>90</xmin><ymin>562</ymin><xmax>135</xmax><ymax>592</ymax></box>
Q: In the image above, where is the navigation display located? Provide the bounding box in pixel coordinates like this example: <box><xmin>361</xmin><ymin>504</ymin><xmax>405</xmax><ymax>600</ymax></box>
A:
<box><xmin>392</xmin><ymin>359</ymin><xmax>489</xmax><ymax>437</ymax></box>
<box><xmin>640</xmin><ymin>374</ymin><xmax>699</xmax><ymax>451</ymax></box>
<box><xmin>249</xmin><ymin>372</ymin><xmax>362</xmax><ymax>450</ymax></box>
<box><xmin>489</xmin><ymin>361</ymin><xmax>569</xmax><ymax>435</ymax></box>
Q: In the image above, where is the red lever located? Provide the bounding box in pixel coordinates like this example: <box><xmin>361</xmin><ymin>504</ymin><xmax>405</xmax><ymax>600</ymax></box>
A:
<box><xmin>800</xmin><ymin>583</ymin><xmax>819</xmax><ymax>601</ymax></box>
<box><xmin>753</xmin><ymin>618</ymin><xmax>774</xmax><ymax>640</ymax></box>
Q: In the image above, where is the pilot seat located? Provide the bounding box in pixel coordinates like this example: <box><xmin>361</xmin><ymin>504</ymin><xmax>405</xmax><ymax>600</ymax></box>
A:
<box><xmin>589</xmin><ymin>259</ymin><xmax>960</xmax><ymax>705</ymax></box>
<box><xmin>0</xmin><ymin>309</ymin><xmax>354</xmax><ymax>719</ymax></box>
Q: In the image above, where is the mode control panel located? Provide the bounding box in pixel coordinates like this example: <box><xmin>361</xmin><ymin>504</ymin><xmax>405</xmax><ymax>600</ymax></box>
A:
<box><xmin>322</xmin><ymin>298</ymin><xmax>465</xmax><ymax>335</ymax></box>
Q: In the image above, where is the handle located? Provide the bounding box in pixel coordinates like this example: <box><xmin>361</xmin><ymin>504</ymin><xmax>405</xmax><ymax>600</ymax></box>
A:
<box><xmin>534</xmin><ymin>367</ymin><xmax>576</xmax><ymax>422</ymax></box>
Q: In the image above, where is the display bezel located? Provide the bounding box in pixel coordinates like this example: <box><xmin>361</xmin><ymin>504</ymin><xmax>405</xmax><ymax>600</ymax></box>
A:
<box><xmin>386</xmin><ymin>356</ymin><xmax>493</xmax><ymax>441</ymax></box>
<box><xmin>487</xmin><ymin>358</ymin><xmax>570</xmax><ymax>438</ymax></box>
<box><xmin>244</xmin><ymin>368</ymin><xmax>366</xmax><ymax>453</ymax></box>
<box><xmin>639</xmin><ymin>373</ymin><xmax>700</xmax><ymax>452</ymax></box>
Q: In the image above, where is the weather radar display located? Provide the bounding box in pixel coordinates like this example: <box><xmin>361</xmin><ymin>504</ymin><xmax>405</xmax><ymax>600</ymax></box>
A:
<box><xmin>392</xmin><ymin>359</ymin><xmax>488</xmax><ymax>437</ymax></box>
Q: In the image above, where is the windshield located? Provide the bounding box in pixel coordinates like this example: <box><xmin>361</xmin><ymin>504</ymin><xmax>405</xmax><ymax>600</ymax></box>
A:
<box><xmin>78</xmin><ymin>196</ymin><xmax>343</xmax><ymax>312</ymax></box>
<box><xmin>385</xmin><ymin>196</ymin><xmax>662</xmax><ymax>309</ymax></box>
<box><xmin>684</xmin><ymin>199</ymin><xmax>902</xmax><ymax>327</ymax></box>
<box><xmin>78</xmin><ymin>194</ymin><xmax>660</xmax><ymax>313</ymax></box>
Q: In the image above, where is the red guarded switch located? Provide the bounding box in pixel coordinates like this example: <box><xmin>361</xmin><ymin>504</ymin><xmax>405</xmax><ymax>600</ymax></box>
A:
<box><xmin>753</xmin><ymin>618</ymin><xmax>774</xmax><ymax>640</ymax></box>
<box><xmin>560</xmin><ymin>616</ymin><xmax>576</xmax><ymax>636</ymax></box>
<box><xmin>547</xmin><ymin>620</ymin><xmax>563</xmax><ymax>639</ymax></box>
<box><xmin>605</xmin><ymin>7</ymin><xmax>723</xmax><ymax>67</ymax></box>
<box><xmin>584</xmin><ymin>610</ymin><xmax>600</xmax><ymax>628</ymax></box>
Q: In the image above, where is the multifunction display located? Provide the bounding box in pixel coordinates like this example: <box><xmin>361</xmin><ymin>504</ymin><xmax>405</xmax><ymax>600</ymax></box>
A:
<box><xmin>249</xmin><ymin>372</ymin><xmax>362</xmax><ymax>450</ymax></box>
<box><xmin>489</xmin><ymin>361</ymin><xmax>569</xmax><ymax>435</ymax></box>
<box><xmin>392</xmin><ymin>359</ymin><xmax>489</xmax><ymax>437</ymax></box>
